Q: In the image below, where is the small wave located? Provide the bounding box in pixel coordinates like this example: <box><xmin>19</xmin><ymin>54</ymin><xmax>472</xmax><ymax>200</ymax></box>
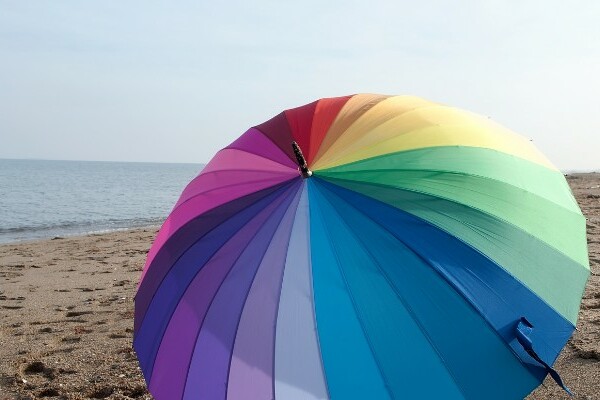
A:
<box><xmin>0</xmin><ymin>217</ymin><xmax>165</xmax><ymax>244</ymax></box>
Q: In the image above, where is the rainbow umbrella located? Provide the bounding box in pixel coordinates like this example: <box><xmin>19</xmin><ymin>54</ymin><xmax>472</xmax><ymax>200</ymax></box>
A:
<box><xmin>134</xmin><ymin>94</ymin><xmax>589</xmax><ymax>399</ymax></box>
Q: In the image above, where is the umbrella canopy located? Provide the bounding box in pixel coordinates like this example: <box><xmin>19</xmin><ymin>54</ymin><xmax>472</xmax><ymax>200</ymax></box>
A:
<box><xmin>134</xmin><ymin>94</ymin><xmax>589</xmax><ymax>400</ymax></box>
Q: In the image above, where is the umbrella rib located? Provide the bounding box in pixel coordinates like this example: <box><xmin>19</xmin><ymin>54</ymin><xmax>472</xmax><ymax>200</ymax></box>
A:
<box><xmin>269</xmin><ymin>183</ymin><xmax>333</xmax><ymax>399</ymax></box>
<box><xmin>333</xmin><ymin>178</ymin><xmax>577</xmax><ymax>360</ymax></box>
<box><xmin>319</xmin><ymin>175</ymin><xmax>572</xmax><ymax>319</ymax></box>
<box><xmin>137</xmin><ymin>181</ymin><xmax>298</xmax><ymax>377</ymax></box>
<box><xmin>225</xmin><ymin>145</ymin><xmax>298</xmax><ymax>169</ymax></box>
<box><xmin>138</xmin><ymin>181</ymin><xmax>294</xmax><ymax>325</ymax></box>
<box><xmin>178</xmin><ymin>228</ymin><xmax>267</xmax><ymax>398</ymax></box>
<box><xmin>306</xmin><ymin>202</ymin><xmax>333</xmax><ymax>400</ymax></box>
<box><xmin>172</xmin><ymin>172</ymin><xmax>298</xmax><ymax>214</ymax></box>
<box><xmin>224</xmin><ymin>182</ymin><xmax>304</xmax><ymax>399</ymax></box>
<box><xmin>318</xmin><ymin>164</ymin><xmax>579</xmax><ymax>213</ymax></box>
<box><xmin>308</xmin><ymin>94</ymin><xmax>376</xmax><ymax>166</ymax></box>
<box><xmin>315</xmin><ymin>120</ymin><xmax>545</xmax><ymax>171</ymax></box>
<box><xmin>315</xmin><ymin>180</ymin><xmax>544</xmax><ymax>385</ymax></box>
<box><xmin>142</xmin><ymin>176</ymin><xmax>299</xmax><ymax>286</ymax></box>
<box><xmin>313</xmin><ymin>184</ymin><xmax>468</xmax><ymax>400</ymax></box>
<box><xmin>312</xmin><ymin>102</ymin><xmax>443</xmax><ymax>167</ymax></box>
<box><xmin>269</xmin><ymin>185</ymin><xmax>309</xmax><ymax>399</ymax></box>
<box><xmin>317</xmin><ymin>176</ymin><xmax>583</xmax><ymax>267</ymax></box>
<box><xmin>311</xmin><ymin>187</ymin><xmax>398</xmax><ymax>399</ymax></box>
<box><xmin>179</xmin><ymin>181</ymin><xmax>302</xmax><ymax>398</ymax></box>
<box><xmin>313</xmin><ymin>98</ymin><xmax>435</xmax><ymax>168</ymax></box>
<box><xmin>253</xmin><ymin>122</ymin><xmax>297</xmax><ymax>164</ymax></box>
<box><xmin>195</xmin><ymin>168</ymin><xmax>297</xmax><ymax>175</ymax></box>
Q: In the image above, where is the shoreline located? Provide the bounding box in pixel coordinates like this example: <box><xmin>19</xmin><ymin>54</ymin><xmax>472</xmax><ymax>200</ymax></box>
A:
<box><xmin>1</xmin><ymin>174</ymin><xmax>599</xmax><ymax>399</ymax></box>
<box><xmin>0</xmin><ymin>224</ymin><xmax>163</xmax><ymax>247</ymax></box>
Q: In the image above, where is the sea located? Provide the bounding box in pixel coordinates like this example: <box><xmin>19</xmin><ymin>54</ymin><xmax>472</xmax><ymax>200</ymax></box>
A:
<box><xmin>0</xmin><ymin>159</ymin><xmax>205</xmax><ymax>244</ymax></box>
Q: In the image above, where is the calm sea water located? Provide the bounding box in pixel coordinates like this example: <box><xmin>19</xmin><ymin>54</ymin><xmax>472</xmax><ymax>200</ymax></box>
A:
<box><xmin>0</xmin><ymin>159</ymin><xmax>204</xmax><ymax>244</ymax></box>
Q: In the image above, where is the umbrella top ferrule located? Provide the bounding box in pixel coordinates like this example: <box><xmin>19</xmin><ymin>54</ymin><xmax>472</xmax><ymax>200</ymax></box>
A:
<box><xmin>292</xmin><ymin>141</ymin><xmax>312</xmax><ymax>178</ymax></box>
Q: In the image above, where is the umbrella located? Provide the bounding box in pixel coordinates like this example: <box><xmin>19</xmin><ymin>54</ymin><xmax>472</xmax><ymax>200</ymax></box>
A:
<box><xmin>134</xmin><ymin>94</ymin><xmax>589</xmax><ymax>399</ymax></box>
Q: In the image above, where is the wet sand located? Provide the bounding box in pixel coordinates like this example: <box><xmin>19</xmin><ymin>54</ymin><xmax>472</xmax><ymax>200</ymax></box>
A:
<box><xmin>0</xmin><ymin>173</ymin><xmax>599</xmax><ymax>399</ymax></box>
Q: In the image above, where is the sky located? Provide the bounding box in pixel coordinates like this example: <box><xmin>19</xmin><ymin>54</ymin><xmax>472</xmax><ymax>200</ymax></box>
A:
<box><xmin>1</xmin><ymin>1</ymin><xmax>599</xmax><ymax>171</ymax></box>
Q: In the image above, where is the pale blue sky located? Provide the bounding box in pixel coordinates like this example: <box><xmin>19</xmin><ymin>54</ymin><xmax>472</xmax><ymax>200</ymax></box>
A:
<box><xmin>1</xmin><ymin>1</ymin><xmax>599</xmax><ymax>170</ymax></box>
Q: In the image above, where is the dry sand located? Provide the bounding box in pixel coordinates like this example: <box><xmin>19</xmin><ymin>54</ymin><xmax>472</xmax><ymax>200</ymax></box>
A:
<box><xmin>0</xmin><ymin>173</ymin><xmax>599</xmax><ymax>400</ymax></box>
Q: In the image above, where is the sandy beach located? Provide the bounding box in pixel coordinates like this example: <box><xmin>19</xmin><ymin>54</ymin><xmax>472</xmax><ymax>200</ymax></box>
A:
<box><xmin>1</xmin><ymin>173</ymin><xmax>598</xmax><ymax>400</ymax></box>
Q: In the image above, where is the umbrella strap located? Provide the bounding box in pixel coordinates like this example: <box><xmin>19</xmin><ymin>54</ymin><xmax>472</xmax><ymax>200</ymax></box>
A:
<box><xmin>291</xmin><ymin>141</ymin><xmax>312</xmax><ymax>178</ymax></box>
<box><xmin>516</xmin><ymin>317</ymin><xmax>572</xmax><ymax>396</ymax></box>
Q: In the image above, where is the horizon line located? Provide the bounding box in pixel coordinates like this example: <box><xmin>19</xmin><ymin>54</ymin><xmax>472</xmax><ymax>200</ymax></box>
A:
<box><xmin>0</xmin><ymin>157</ymin><xmax>207</xmax><ymax>166</ymax></box>
<box><xmin>1</xmin><ymin>157</ymin><xmax>598</xmax><ymax>174</ymax></box>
